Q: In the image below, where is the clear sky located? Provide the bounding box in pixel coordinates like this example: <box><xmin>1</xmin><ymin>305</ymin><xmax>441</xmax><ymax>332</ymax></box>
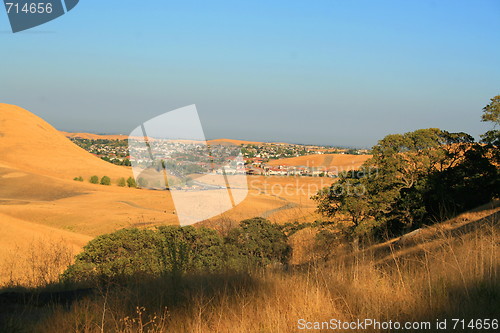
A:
<box><xmin>1</xmin><ymin>0</ymin><xmax>499</xmax><ymax>147</ymax></box>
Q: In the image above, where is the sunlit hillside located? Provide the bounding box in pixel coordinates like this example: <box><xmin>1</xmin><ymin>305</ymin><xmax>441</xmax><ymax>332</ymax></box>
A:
<box><xmin>0</xmin><ymin>104</ymin><xmax>132</xmax><ymax>180</ymax></box>
<box><xmin>0</xmin><ymin>105</ymin><xmax>339</xmax><ymax>284</ymax></box>
<box><xmin>267</xmin><ymin>153</ymin><xmax>372</xmax><ymax>171</ymax></box>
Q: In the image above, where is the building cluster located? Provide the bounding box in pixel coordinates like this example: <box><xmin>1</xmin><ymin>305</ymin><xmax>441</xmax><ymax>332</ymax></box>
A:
<box><xmin>71</xmin><ymin>137</ymin><xmax>368</xmax><ymax>178</ymax></box>
<box><xmin>70</xmin><ymin>138</ymin><xmax>130</xmax><ymax>163</ymax></box>
<box><xmin>241</xmin><ymin>143</ymin><xmax>369</xmax><ymax>177</ymax></box>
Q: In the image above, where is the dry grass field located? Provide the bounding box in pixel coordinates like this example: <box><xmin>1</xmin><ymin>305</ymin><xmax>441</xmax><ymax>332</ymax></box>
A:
<box><xmin>267</xmin><ymin>153</ymin><xmax>372</xmax><ymax>171</ymax></box>
<box><xmin>244</xmin><ymin>175</ymin><xmax>335</xmax><ymax>222</ymax></box>
<box><xmin>0</xmin><ymin>105</ymin><xmax>132</xmax><ymax>181</ymax></box>
<box><xmin>0</xmin><ymin>213</ymin><xmax>91</xmax><ymax>286</ymax></box>
<box><xmin>0</xmin><ymin>104</ymin><xmax>336</xmax><ymax>285</ymax></box>
<box><xmin>0</xmin><ymin>104</ymin><xmax>177</xmax><ymax>284</ymax></box>
<box><xmin>207</xmin><ymin>138</ymin><xmax>264</xmax><ymax>145</ymax></box>
<box><xmin>190</xmin><ymin>174</ymin><xmax>335</xmax><ymax>224</ymax></box>
<box><xmin>3</xmin><ymin>202</ymin><xmax>497</xmax><ymax>332</ymax></box>
<box><xmin>60</xmin><ymin>131</ymin><xmax>130</xmax><ymax>141</ymax></box>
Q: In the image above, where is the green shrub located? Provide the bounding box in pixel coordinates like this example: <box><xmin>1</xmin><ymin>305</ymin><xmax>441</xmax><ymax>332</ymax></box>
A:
<box><xmin>62</xmin><ymin>227</ymin><xmax>228</xmax><ymax>282</ymax></box>
<box><xmin>61</xmin><ymin>218</ymin><xmax>292</xmax><ymax>283</ymax></box>
<box><xmin>89</xmin><ymin>175</ymin><xmax>99</xmax><ymax>184</ymax></box>
<box><xmin>126</xmin><ymin>177</ymin><xmax>137</xmax><ymax>188</ymax></box>
<box><xmin>100</xmin><ymin>176</ymin><xmax>111</xmax><ymax>186</ymax></box>
<box><xmin>117</xmin><ymin>177</ymin><xmax>126</xmax><ymax>187</ymax></box>
<box><xmin>73</xmin><ymin>176</ymin><xmax>84</xmax><ymax>182</ymax></box>
<box><xmin>157</xmin><ymin>226</ymin><xmax>226</xmax><ymax>274</ymax></box>
<box><xmin>62</xmin><ymin>229</ymin><xmax>162</xmax><ymax>282</ymax></box>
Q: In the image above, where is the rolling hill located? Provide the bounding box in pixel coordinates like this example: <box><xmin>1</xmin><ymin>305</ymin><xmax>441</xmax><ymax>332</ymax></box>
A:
<box><xmin>0</xmin><ymin>104</ymin><xmax>339</xmax><ymax>284</ymax></box>
<box><xmin>0</xmin><ymin>104</ymin><xmax>179</xmax><ymax>283</ymax></box>
<box><xmin>60</xmin><ymin>131</ymin><xmax>129</xmax><ymax>141</ymax></box>
<box><xmin>0</xmin><ymin>104</ymin><xmax>132</xmax><ymax>180</ymax></box>
<box><xmin>207</xmin><ymin>138</ymin><xmax>264</xmax><ymax>145</ymax></box>
<box><xmin>267</xmin><ymin>153</ymin><xmax>372</xmax><ymax>171</ymax></box>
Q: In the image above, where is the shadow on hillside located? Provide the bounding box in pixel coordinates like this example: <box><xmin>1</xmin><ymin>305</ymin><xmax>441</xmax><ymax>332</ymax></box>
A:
<box><xmin>405</xmin><ymin>266</ymin><xmax>500</xmax><ymax>333</ymax></box>
<box><xmin>299</xmin><ymin>201</ymin><xmax>500</xmax><ymax>275</ymax></box>
<box><xmin>369</xmin><ymin>205</ymin><xmax>499</xmax><ymax>265</ymax></box>
<box><xmin>0</xmin><ymin>272</ymin><xmax>260</xmax><ymax>332</ymax></box>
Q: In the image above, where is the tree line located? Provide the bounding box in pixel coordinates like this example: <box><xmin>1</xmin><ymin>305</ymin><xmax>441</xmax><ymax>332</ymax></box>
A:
<box><xmin>74</xmin><ymin>175</ymin><xmax>137</xmax><ymax>187</ymax></box>
<box><xmin>312</xmin><ymin>94</ymin><xmax>499</xmax><ymax>240</ymax></box>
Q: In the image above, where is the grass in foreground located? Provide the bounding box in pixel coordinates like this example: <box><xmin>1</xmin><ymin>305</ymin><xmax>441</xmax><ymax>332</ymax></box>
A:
<box><xmin>0</xmin><ymin>212</ymin><xmax>498</xmax><ymax>333</ymax></box>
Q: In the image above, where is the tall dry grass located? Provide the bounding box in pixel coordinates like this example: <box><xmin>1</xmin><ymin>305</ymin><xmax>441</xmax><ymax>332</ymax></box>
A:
<box><xmin>0</xmin><ymin>212</ymin><xmax>490</xmax><ymax>332</ymax></box>
<box><xmin>0</xmin><ymin>238</ymin><xmax>74</xmax><ymax>288</ymax></box>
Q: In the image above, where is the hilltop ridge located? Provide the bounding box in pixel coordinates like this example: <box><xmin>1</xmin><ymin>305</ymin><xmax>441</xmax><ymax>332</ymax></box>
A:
<box><xmin>0</xmin><ymin>104</ymin><xmax>132</xmax><ymax>180</ymax></box>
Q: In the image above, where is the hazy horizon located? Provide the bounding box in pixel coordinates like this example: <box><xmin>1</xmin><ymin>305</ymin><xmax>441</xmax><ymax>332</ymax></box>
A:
<box><xmin>58</xmin><ymin>127</ymin><xmax>371</xmax><ymax>148</ymax></box>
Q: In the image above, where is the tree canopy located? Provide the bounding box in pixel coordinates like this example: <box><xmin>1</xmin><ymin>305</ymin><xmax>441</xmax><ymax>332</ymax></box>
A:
<box><xmin>313</xmin><ymin>127</ymin><xmax>498</xmax><ymax>238</ymax></box>
<box><xmin>480</xmin><ymin>94</ymin><xmax>500</xmax><ymax>146</ymax></box>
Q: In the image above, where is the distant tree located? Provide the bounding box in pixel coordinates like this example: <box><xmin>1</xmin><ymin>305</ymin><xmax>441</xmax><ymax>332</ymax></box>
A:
<box><xmin>481</xmin><ymin>130</ymin><xmax>500</xmax><ymax>147</ymax></box>
<box><xmin>100</xmin><ymin>176</ymin><xmax>111</xmax><ymax>186</ymax></box>
<box><xmin>89</xmin><ymin>175</ymin><xmax>99</xmax><ymax>184</ymax></box>
<box><xmin>73</xmin><ymin>176</ymin><xmax>84</xmax><ymax>182</ymax></box>
<box><xmin>481</xmin><ymin>94</ymin><xmax>500</xmax><ymax>124</ymax></box>
<box><xmin>126</xmin><ymin>177</ymin><xmax>137</xmax><ymax>188</ymax></box>
<box><xmin>480</xmin><ymin>94</ymin><xmax>500</xmax><ymax>147</ymax></box>
<box><xmin>117</xmin><ymin>177</ymin><xmax>126</xmax><ymax>187</ymax></box>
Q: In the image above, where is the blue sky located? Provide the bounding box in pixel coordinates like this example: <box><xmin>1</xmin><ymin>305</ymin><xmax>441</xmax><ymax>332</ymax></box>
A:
<box><xmin>1</xmin><ymin>0</ymin><xmax>499</xmax><ymax>147</ymax></box>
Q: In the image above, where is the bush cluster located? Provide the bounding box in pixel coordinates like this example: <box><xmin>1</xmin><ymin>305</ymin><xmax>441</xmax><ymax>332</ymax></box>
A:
<box><xmin>74</xmin><ymin>176</ymin><xmax>137</xmax><ymax>187</ymax></box>
<box><xmin>62</xmin><ymin>218</ymin><xmax>290</xmax><ymax>283</ymax></box>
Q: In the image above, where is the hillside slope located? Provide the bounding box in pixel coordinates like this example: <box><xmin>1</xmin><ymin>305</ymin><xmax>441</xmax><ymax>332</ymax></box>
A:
<box><xmin>268</xmin><ymin>153</ymin><xmax>372</xmax><ymax>171</ymax></box>
<box><xmin>60</xmin><ymin>131</ymin><xmax>129</xmax><ymax>141</ymax></box>
<box><xmin>0</xmin><ymin>104</ymin><xmax>132</xmax><ymax>180</ymax></box>
<box><xmin>0</xmin><ymin>213</ymin><xmax>92</xmax><ymax>285</ymax></box>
